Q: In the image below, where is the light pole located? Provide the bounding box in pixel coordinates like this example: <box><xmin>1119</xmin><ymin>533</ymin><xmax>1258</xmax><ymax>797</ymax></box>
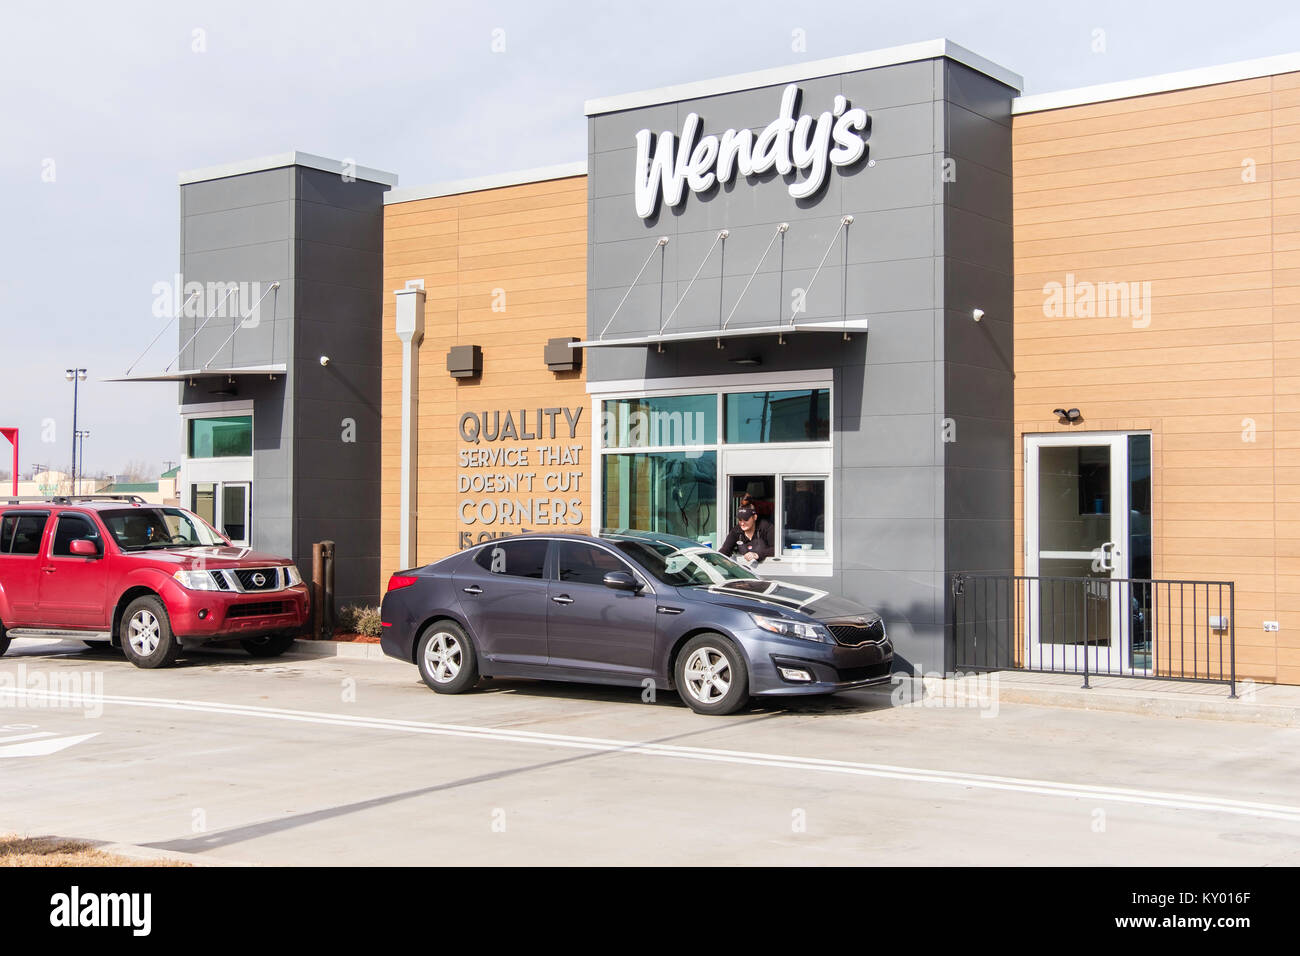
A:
<box><xmin>65</xmin><ymin>368</ymin><xmax>86</xmax><ymax>495</ymax></box>
<box><xmin>75</xmin><ymin>429</ymin><xmax>91</xmax><ymax>494</ymax></box>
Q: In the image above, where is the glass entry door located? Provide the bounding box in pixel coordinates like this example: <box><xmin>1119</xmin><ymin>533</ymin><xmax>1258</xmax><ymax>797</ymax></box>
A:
<box><xmin>1025</xmin><ymin>434</ymin><xmax>1132</xmax><ymax>673</ymax></box>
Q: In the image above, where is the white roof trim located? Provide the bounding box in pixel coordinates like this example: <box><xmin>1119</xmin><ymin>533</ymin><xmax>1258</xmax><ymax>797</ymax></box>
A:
<box><xmin>384</xmin><ymin>162</ymin><xmax>587</xmax><ymax>205</ymax></box>
<box><xmin>1014</xmin><ymin>50</ymin><xmax>1300</xmax><ymax>115</ymax></box>
<box><xmin>584</xmin><ymin>39</ymin><xmax>1022</xmax><ymax>115</ymax></box>
<box><xmin>178</xmin><ymin>151</ymin><xmax>398</xmax><ymax>187</ymax></box>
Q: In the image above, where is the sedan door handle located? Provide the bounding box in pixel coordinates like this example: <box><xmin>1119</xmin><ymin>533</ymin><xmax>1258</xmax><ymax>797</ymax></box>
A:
<box><xmin>42</xmin><ymin>567</ymin><xmax>56</xmax><ymax>574</ymax></box>
<box><xmin>551</xmin><ymin>595</ymin><xmax>574</xmax><ymax>605</ymax></box>
<box><xmin>462</xmin><ymin>585</ymin><xmax>483</xmax><ymax>595</ymax></box>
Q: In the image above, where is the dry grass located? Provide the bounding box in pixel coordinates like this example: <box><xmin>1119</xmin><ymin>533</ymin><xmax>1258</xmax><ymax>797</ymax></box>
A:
<box><xmin>0</xmin><ymin>834</ymin><xmax>189</xmax><ymax>867</ymax></box>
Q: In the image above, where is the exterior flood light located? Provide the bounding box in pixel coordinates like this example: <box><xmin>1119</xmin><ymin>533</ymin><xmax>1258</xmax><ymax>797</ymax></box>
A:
<box><xmin>1053</xmin><ymin>408</ymin><xmax>1082</xmax><ymax>423</ymax></box>
<box><xmin>972</xmin><ymin>308</ymin><xmax>984</xmax><ymax>322</ymax></box>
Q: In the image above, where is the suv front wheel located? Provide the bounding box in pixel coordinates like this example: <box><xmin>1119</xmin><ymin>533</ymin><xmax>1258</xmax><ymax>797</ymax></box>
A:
<box><xmin>119</xmin><ymin>595</ymin><xmax>180</xmax><ymax>668</ymax></box>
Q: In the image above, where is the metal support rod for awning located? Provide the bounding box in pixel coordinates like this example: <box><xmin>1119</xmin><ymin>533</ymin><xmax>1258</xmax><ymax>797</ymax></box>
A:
<box><xmin>165</xmin><ymin>286</ymin><xmax>240</xmax><ymax>372</ymax></box>
<box><xmin>125</xmin><ymin>290</ymin><xmax>199</xmax><ymax>375</ymax></box>
<box><xmin>723</xmin><ymin>223</ymin><xmax>788</xmax><ymax>330</ymax></box>
<box><xmin>598</xmin><ymin>237</ymin><xmax>669</xmax><ymax>341</ymax></box>
<box><xmin>790</xmin><ymin>215</ymin><xmax>853</xmax><ymax>327</ymax></box>
<box><xmin>660</xmin><ymin>229</ymin><xmax>728</xmax><ymax>335</ymax></box>
<box><xmin>201</xmin><ymin>282</ymin><xmax>281</xmax><ymax>369</ymax></box>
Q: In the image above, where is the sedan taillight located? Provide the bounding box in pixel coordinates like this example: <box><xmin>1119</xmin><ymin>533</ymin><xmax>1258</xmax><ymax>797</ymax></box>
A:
<box><xmin>387</xmin><ymin>574</ymin><xmax>419</xmax><ymax>593</ymax></box>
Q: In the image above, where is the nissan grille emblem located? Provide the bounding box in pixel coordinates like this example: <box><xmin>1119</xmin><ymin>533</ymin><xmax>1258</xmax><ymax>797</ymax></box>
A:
<box><xmin>252</xmin><ymin>572</ymin><xmax>267</xmax><ymax>588</ymax></box>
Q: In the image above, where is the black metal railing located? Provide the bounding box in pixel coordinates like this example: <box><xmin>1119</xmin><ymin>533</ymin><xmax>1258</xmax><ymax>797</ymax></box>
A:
<box><xmin>951</xmin><ymin>574</ymin><xmax>1236</xmax><ymax>697</ymax></box>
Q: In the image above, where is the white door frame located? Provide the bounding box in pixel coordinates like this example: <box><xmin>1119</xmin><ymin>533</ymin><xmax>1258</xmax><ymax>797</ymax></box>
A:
<box><xmin>1024</xmin><ymin>432</ymin><xmax>1133</xmax><ymax>673</ymax></box>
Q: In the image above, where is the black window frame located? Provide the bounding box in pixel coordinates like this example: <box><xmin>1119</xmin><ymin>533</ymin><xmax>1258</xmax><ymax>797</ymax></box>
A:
<box><xmin>0</xmin><ymin>511</ymin><xmax>51</xmax><ymax>556</ymax></box>
<box><xmin>50</xmin><ymin>511</ymin><xmax>104</xmax><ymax>558</ymax></box>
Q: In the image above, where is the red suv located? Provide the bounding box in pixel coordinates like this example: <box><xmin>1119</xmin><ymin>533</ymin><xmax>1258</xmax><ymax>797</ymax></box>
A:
<box><xmin>0</xmin><ymin>496</ymin><xmax>309</xmax><ymax>667</ymax></box>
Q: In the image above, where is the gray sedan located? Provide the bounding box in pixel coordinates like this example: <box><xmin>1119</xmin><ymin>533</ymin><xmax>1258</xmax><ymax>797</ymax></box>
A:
<box><xmin>379</xmin><ymin>531</ymin><xmax>893</xmax><ymax>715</ymax></box>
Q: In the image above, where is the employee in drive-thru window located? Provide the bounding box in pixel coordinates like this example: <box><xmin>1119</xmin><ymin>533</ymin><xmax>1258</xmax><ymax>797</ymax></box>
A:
<box><xmin>720</xmin><ymin>505</ymin><xmax>773</xmax><ymax>566</ymax></box>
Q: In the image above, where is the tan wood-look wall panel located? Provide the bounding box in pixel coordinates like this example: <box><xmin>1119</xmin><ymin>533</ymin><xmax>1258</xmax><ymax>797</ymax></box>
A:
<box><xmin>1014</xmin><ymin>72</ymin><xmax>1300</xmax><ymax>684</ymax></box>
<box><xmin>380</xmin><ymin>176</ymin><xmax>589</xmax><ymax>591</ymax></box>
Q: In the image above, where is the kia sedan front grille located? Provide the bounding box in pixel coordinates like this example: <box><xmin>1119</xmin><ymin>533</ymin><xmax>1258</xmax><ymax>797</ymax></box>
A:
<box><xmin>829</xmin><ymin>620</ymin><xmax>886</xmax><ymax>646</ymax></box>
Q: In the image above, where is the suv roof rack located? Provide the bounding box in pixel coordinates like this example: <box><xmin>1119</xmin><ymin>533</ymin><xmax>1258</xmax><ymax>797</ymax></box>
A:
<box><xmin>4</xmin><ymin>494</ymin><xmax>148</xmax><ymax>506</ymax></box>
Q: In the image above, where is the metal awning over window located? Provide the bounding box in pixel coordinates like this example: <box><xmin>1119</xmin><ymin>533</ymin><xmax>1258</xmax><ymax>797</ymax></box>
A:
<box><xmin>572</xmin><ymin>318</ymin><xmax>868</xmax><ymax>350</ymax></box>
<box><xmin>103</xmin><ymin>363</ymin><xmax>287</xmax><ymax>384</ymax></box>
<box><xmin>585</xmin><ymin>216</ymin><xmax>863</xmax><ymax>351</ymax></box>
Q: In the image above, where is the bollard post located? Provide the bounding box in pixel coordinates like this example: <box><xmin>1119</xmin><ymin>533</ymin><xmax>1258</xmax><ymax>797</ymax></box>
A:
<box><xmin>312</xmin><ymin>542</ymin><xmax>325</xmax><ymax>640</ymax></box>
<box><xmin>322</xmin><ymin>540</ymin><xmax>336</xmax><ymax>640</ymax></box>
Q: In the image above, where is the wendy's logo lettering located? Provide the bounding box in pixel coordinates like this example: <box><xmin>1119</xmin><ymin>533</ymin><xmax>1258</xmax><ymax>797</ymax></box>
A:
<box><xmin>633</xmin><ymin>84</ymin><xmax>870</xmax><ymax>218</ymax></box>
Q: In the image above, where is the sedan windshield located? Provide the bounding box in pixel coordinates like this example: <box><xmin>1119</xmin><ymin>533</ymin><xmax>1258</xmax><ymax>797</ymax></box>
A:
<box><xmin>612</xmin><ymin>538</ymin><xmax>759</xmax><ymax>587</ymax></box>
<box><xmin>101</xmin><ymin>507</ymin><xmax>226</xmax><ymax>550</ymax></box>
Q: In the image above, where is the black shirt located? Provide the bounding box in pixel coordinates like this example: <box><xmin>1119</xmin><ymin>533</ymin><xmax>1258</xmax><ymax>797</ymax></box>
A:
<box><xmin>720</xmin><ymin>519</ymin><xmax>774</xmax><ymax>564</ymax></box>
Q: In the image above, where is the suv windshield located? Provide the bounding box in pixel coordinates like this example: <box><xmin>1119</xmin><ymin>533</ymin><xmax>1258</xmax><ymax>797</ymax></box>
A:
<box><xmin>611</xmin><ymin>538</ymin><xmax>759</xmax><ymax>587</ymax></box>
<box><xmin>101</xmin><ymin>507</ymin><xmax>226</xmax><ymax>551</ymax></box>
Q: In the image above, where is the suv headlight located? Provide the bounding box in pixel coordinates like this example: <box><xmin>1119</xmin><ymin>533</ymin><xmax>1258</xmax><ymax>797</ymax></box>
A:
<box><xmin>283</xmin><ymin>565</ymin><xmax>303</xmax><ymax>587</ymax></box>
<box><xmin>173</xmin><ymin>569</ymin><xmax>220</xmax><ymax>591</ymax></box>
<box><xmin>750</xmin><ymin>613</ymin><xmax>832</xmax><ymax>643</ymax></box>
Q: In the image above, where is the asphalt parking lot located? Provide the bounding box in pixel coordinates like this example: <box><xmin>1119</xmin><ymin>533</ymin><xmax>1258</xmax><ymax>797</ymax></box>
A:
<box><xmin>2</xmin><ymin>638</ymin><xmax>1299</xmax><ymax>866</ymax></box>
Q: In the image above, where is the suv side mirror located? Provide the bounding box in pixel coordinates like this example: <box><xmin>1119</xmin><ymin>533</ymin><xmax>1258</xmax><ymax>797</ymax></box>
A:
<box><xmin>603</xmin><ymin>570</ymin><xmax>642</xmax><ymax>593</ymax></box>
<box><xmin>69</xmin><ymin>538</ymin><xmax>99</xmax><ymax>557</ymax></box>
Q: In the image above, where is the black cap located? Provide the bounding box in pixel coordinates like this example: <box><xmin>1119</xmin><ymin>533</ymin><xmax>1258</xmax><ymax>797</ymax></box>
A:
<box><xmin>737</xmin><ymin>507</ymin><xmax>756</xmax><ymax>520</ymax></box>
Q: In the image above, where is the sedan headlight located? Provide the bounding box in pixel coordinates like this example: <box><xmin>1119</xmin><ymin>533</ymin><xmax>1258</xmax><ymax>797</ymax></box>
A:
<box><xmin>750</xmin><ymin>613</ymin><xmax>832</xmax><ymax>643</ymax></box>
<box><xmin>283</xmin><ymin>565</ymin><xmax>303</xmax><ymax>587</ymax></box>
<box><xmin>173</xmin><ymin>569</ymin><xmax>221</xmax><ymax>591</ymax></box>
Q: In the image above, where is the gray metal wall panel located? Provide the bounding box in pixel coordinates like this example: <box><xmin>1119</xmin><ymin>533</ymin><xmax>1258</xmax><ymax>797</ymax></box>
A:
<box><xmin>941</xmin><ymin>61</ymin><xmax>1017</xmax><ymax>671</ymax></box>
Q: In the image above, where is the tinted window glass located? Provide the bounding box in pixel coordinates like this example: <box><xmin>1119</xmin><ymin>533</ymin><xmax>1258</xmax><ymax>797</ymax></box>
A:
<box><xmin>724</xmin><ymin>389</ymin><xmax>830</xmax><ymax>443</ymax></box>
<box><xmin>782</xmin><ymin>478</ymin><xmax>826</xmax><ymax>553</ymax></box>
<box><xmin>1</xmin><ymin>513</ymin><xmax>49</xmax><ymax>555</ymax></box>
<box><xmin>557</xmin><ymin>542</ymin><xmax>631</xmax><ymax>587</ymax></box>
<box><xmin>52</xmin><ymin>513</ymin><xmax>102</xmax><ymax>556</ymax></box>
<box><xmin>473</xmin><ymin>538</ymin><xmax>547</xmax><ymax>578</ymax></box>
<box><xmin>602</xmin><ymin>395</ymin><xmax>717</xmax><ymax>448</ymax></box>
<box><xmin>187</xmin><ymin>416</ymin><xmax>252</xmax><ymax>458</ymax></box>
<box><xmin>602</xmin><ymin>451</ymin><xmax>717</xmax><ymax>547</ymax></box>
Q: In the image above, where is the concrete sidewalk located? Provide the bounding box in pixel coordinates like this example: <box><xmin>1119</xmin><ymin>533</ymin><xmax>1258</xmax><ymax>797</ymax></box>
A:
<box><xmin>279</xmin><ymin>640</ymin><xmax>1300</xmax><ymax>728</ymax></box>
<box><xmin>922</xmin><ymin>670</ymin><xmax>1300</xmax><ymax>727</ymax></box>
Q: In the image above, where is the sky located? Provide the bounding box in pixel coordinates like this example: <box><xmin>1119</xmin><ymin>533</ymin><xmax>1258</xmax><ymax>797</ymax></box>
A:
<box><xmin>1</xmin><ymin>0</ymin><xmax>1297</xmax><ymax>478</ymax></box>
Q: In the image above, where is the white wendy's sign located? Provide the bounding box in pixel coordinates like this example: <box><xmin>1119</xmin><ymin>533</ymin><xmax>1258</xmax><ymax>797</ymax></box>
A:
<box><xmin>633</xmin><ymin>84</ymin><xmax>870</xmax><ymax>218</ymax></box>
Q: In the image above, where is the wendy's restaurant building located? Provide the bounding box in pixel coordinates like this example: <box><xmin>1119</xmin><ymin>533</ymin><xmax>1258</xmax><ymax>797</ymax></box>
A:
<box><xmin>126</xmin><ymin>38</ymin><xmax>1300</xmax><ymax>685</ymax></box>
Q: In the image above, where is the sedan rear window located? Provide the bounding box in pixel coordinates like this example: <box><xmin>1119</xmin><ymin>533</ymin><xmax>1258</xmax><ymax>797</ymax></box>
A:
<box><xmin>473</xmin><ymin>538</ymin><xmax>547</xmax><ymax>578</ymax></box>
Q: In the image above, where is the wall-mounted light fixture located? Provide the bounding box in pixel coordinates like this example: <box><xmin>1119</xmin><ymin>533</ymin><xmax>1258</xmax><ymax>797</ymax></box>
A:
<box><xmin>728</xmin><ymin>356</ymin><xmax>762</xmax><ymax>366</ymax></box>
<box><xmin>972</xmin><ymin>308</ymin><xmax>984</xmax><ymax>322</ymax></box>
<box><xmin>319</xmin><ymin>355</ymin><xmax>331</xmax><ymax>367</ymax></box>
<box><xmin>1052</xmin><ymin>407</ymin><xmax>1082</xmax><ymax>424</ymax></box>
<box><xmin>447</xmin><ymin>345</ymin><xmax>483</xmax><ymax>379</ymax></box>
<box><xmin>544</xmin><ymin>337</ymin><xmax>582</xmax><ymax>373</ymax></box>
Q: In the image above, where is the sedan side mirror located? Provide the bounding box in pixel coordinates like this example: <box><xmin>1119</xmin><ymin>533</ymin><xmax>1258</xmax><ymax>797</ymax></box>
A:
<box><xmin>603</xmin><ymin>570</ymin><xmax>642</xmax><ymax>593</ymax></box>
<box><xmin>69</xmin><ymin>538</ymin><xmax>99</xmax><ymax>557</ymax></box>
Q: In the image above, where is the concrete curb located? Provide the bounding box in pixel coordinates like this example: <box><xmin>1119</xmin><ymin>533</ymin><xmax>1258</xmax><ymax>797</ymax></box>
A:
<box><xmin>924</xmin><ymin>676</ymin><xmax>1300</xmax><ymax>727</ymax></box>
<box><xmin>283</xmin><ymin>639</ymin><xmax>388</xmax><ymax>661</ymax></box>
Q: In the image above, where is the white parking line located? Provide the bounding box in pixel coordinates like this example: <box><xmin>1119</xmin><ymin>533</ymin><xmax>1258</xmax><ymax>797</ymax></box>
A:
<box><xmin>5</xmin><ymin>686</ymin><xmax>1300</xmax><ymax>824</ymax></box>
